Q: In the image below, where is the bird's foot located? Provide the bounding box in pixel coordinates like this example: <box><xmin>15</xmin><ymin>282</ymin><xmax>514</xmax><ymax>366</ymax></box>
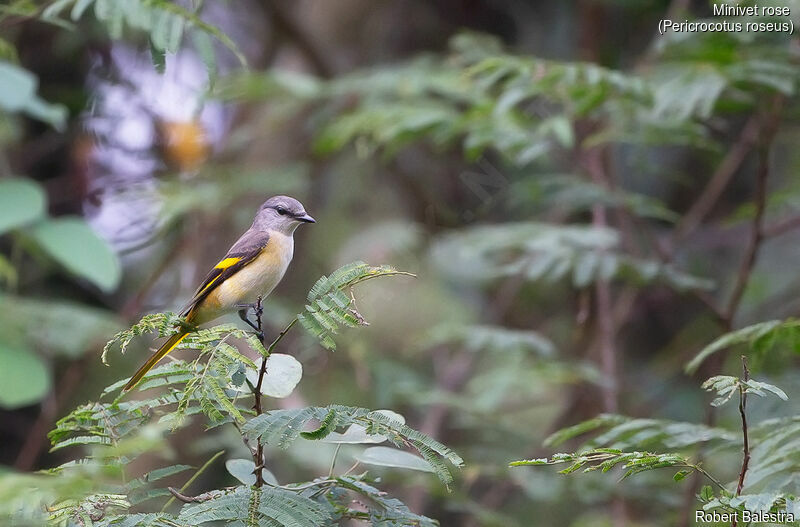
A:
<box><xmin>237</xmin><ymin>307</ymin><xmax>260</xmax><ymax>331</ymax></box>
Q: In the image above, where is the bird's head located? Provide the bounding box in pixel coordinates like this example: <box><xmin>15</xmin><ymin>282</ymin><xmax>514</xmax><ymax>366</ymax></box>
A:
<box><xmin>254</xmin><ymin>195</ymin><xmax>315</xmax><ymax>234</ymax></box>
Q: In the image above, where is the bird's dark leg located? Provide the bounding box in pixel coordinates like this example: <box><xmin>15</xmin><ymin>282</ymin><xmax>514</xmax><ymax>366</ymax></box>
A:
<box><xmin>237</xmin><ymin>309</ymin><xmax>260</xmax><ymax>331</ymax></box>
<box><xmin>236</xmin><ymin>296</ymin><xmax>265</xmax><ymax>342</ymax></box>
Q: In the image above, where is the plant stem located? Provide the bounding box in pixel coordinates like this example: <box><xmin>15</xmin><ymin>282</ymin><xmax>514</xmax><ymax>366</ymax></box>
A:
<box><xmin>672</xmin><ymin>116</ymin><xmax>760</xmax><ymax>247</ymax></box>
<box><xmin>247</xmin><ymin>307</ymin><xmax>301</xmax><ymax>488</ymax></box>
<box><xmin>731</xmin><ymin>356</ymin><xmax>750</xmax><ymax>527</ymax></box>
<box><xmin>328</xmin><ymin>443</ymin><xmax>342</xmax><ymax>478</ymax></box>
<box><xmin>266</xmin><ymin>318</ymin><xmax>298</xmax><ymax>355</ymax></box>
<box><xmin>250</xmin><ymin>296</ymin><xmax>267</xmax><ymax>488</ymax></box>
<box><xmin>724</xmin><ymin>145</ymin><xmax>768</xmax><ymax>322</ymax></box>
<box><xmin>162</xmin><ymin>450</ymin><xmax>225</xmax><ymax>511</ymax></box>
<box><xmin>736</xmin><ymin>358</ymin><xmax>751</xmax><ymax>495</ymax></box>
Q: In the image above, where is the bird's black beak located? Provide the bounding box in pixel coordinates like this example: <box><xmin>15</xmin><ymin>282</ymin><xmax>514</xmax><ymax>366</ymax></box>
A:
<box><xmin>297</xmin><ymin>213</ymin><xmax>316</xmax><ymax>223</ymax></box>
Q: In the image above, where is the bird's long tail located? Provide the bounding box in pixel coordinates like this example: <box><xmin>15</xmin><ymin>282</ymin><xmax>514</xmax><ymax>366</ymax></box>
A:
<box><xmin>123</xmin><ymin>330</ymin><xmax>190</xmax><ymax>392</ymax></box>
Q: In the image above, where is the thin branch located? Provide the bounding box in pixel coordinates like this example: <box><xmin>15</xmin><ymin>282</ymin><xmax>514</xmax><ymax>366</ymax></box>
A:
<box><xmin>162</xmin><ymin>450</ymin><xmax>225</xmax><ymax>512</ymax></box>
<box><xmin>724</xmin><ymin>159</ymin><xmax>767</xmax><ymax>320</ymax></box>
<box><xmin>672</xmin><ymin>116</ymin><xmax>760</xmax><ymax>246</ymax></box>
<box><xmin>249</xmin><ymin>296</ymin><xmax>268</xmax><ymax>488</ymax></box>
<box><xmin>266</xmin><ymin>318</ymin><xmax>298</xmax><ymax>355</ymax></box>
<box><xmin>731</xmin><ymin>357</ymin><xmax>751</xmax><ymax>527</ymax></box>
<box><xmin>692</xmin><ymin>465</ymin><xmax>729</xmax><ymax>494</ymax></box>
<box><xmin>167</xmin><ymin>487</ymin><xmax>212</xmax><ymax>504</ymax></box>
<box><xmin>736</xmin><ymin>356</ymin><xmax>750</xmax><ymax>497</ymax></box>
<box><xmin>267</xmin><ymin>478</ymin><xmax>337</xmax><ymax>492</ymax></box>
<box><xmin>586</xmin><ymin>147</ymin><xmax>619</xmax><ymax>414</ymax></box>
<box><xmin>725</xmin><ymin>101</ymin><xmax>782</xmax><ymax>321</ymax></box>
<box><xmin>763</xmin><ymin>214</ymin><xmax>800</xmax><ymax>239</ymax></box>
<box><xmin>328</xmin><ymin>444</ymin><xmax>342</xmax><ymax>478</ymax></box>
<box><xmin>261</xmin><ymin>1</ymin><xmax>334</xmax><ymax>78</ymax></box>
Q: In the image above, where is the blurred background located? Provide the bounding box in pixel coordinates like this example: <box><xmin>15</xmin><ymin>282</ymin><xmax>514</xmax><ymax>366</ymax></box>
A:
<box><xmin>1</xmin><ymin>0</ymin><xmax>800</xmax><ymax>525</ymax></box>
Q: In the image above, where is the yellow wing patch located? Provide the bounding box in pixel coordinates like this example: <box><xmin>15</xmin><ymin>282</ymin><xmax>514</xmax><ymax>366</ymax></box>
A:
<box><xmin>195</xmin><ymin>257</ymin><xmax>242</xmax><ymax>297</ymax></box>
<box><xmin>215</xmin><ymin>257</ymin><xmax>242</xmax><ymax>269</ymax></box>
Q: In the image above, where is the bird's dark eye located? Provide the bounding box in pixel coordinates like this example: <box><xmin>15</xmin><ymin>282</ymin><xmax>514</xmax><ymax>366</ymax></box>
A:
<box><xmin>276</xmin><ymin>207</ymin><xmax>287</xmax><ymax>216</ymax></box>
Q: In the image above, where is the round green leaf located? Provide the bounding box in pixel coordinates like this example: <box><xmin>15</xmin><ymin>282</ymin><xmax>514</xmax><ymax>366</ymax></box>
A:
<box><xmin>0</xmin><ymin>295</ymin><xmax>121</xmax><ymax>357</ymax></box>
<box><xmin>30</xmin><ymin>217</ymin><xmax>121</xmax><ymax>292</ymax></box>
<box><xmin>225</xmin><ymin>459</ymin><xmax>278</xmax><ymax>486</ymax></box>
<box><xmin>0</xmin><ymin>178</ymin><xmax>46</xmax><ymax>234</ymax></box>
<box><xmin>0</xmin><ymin>344</ymin><xmax>50</xmax><ymax>409</ymax></box>
<box><xmin>0</xmin><ymin>62</ymin><xmax>36</xmax><ymax>111</ymax></box>
<box><xmin>355</xmin><ymin>446</ymin><xmax>434</xmax><ymax>473</ymax></box>
<box><xmin>246</xmin><ymin>354</ymin><xmax>302</xmax><ymax>398</ymax></box>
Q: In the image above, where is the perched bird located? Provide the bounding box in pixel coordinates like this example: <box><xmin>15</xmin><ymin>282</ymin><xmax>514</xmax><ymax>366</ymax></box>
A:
<box><xmin>123</xmin><ymin>195</ymin><xmax>315</xmax><ymax>391</ymax></box>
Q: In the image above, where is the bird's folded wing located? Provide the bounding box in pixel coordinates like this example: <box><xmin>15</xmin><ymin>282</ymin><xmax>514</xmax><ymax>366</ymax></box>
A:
<box><xmin>180</xmin><ymin>230</ymin><xmax>271</xmax><ymax>316</ymax></box>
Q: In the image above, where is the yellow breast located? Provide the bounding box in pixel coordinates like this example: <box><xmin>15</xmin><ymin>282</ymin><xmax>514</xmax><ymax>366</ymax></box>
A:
<box><xmin>195</xmin><ymin>232</ymin><xmax>294</xmax><ymax>323</ymax></box>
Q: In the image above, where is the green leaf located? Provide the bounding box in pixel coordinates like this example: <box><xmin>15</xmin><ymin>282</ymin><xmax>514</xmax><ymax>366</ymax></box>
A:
<box><xmin>0</xmin><ymin>295</ymin><xmax>121</xmax><ymax>358</ymax></box>
<box><xmin>149</xmin><ymin>10</ymin><xmax>171</xmax><ymax>52</ymax></box>
<box><xmin>0</xmin><ymin>61</ymin><xmax>67</xmax><ymax>129</ymax></box>
<box><xmin>224</xmin><ymin>458</ymin><xmax>278</xmax><ymax>486</ymax></box>
<box><xmin>702</xmin><ymin>375</ymin><xmax>788</xmax><ymax>407</ymax></box>
<box><xmin>0</xmin><ymin>178</ymin><xmax>46</xmax><ymax>234</ymax></box>
<box><xmin>700</xmin><ymin>485</ymin><xmax>715</xmax><ymax>501</ymax></box>
<box><xmin>673</xmin><ymin>469</ymin><xmax>691</xmax><ymax>481</ymax></box>
<box><xmin>355</xmin><ymin>446</ymin><xmax>434</xmax><ymax>473</ymax></box>
<box><xmin>431</xmin><ymin>222</ymin><xmax>711</xmax><ymax>291</ymax></box>
<box><xmin>509</xmin><ymin>458</ymin><xmax>549</xmax><ymax>466</ymax></box>
<box><xmin>245</xmin><ymin>354</ymin><xmax>302</xmax><ymax>398</ymax></box>
<box><xmin>242</xmin><ymin>405</ymin><xmax>463</xmax><ymax>488</ymax></box>
<box><xmin>513</xmin><ymin>449</ymin><xmax>698</xmax><ymax>482</ymax></box>
<box><xmin>29</xmin><ymin>217</ymin><xmax>121</xmax><ymax>292</ymax></box>
<box><xmin>0</xmin><ymin>61</ymin><xmax>36</xmax><ymax>111</ymax></box>
<box><xmin>149</xmin><ymin>40</ymin><xmax>166</xmax><ymax>74</ymax></box>
<box><xmin>746</xmin><ymin>379</ymin><xmax>788</xmax><ymax>401</ymax></box>
<box><xmin>191</xmin><ymin>31</ymin><xmax>216</xmax><ymax>84</ymax></box>
<box><xmin>544</xmin><ymin>413</ymin><xmax>736</xmax><ymax>450</ymax></box>
<box><xmin>0</xmin><ymin>344</ymin><xmax>49</xmax><ymax>409</ymax></box>
<box><xmin>686</xmin><ymin>319</ymin><xmax>799</xmax><ymax>374</ymax></box>
<box><xmin>70</xmin><ymin>0</ymin><xmax>95</xmax><ymax>20</ymax></box>
<box><xmin>0</xmin><ymin>254</ymin><xmax>16</xmax><ymax>286</ymax></box>
<box><xmin>164</xmin><ymin>12</ymin><xmax>185</xmax><ymax>54</ymax></box>
<box><xmin>41</xmin><ymin>0</ymin><xmax>74</xmax><ymax>19</ymax></box>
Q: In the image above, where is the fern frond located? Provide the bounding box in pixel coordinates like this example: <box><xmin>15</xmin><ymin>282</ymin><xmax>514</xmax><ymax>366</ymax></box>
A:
<box><xmin>41</xmin><ymin>0</ymin><xmax>246</xmax><ymax>73</ymax></box>
<box><xmin>702</xmin><ymin>375</ymin><xmax>788</xmax><ymax>408</ymax></box>
<box><xmin>511</xmin><ymin>449</ymin><xmax>705</xmax><ymax>482</ymax></box>
<box><xmin>299</xmin><ymin>262</ymin><xmax>414</xmax><ymax>350</ymax></box>
<box><xmin>686</xmin><ymin>318</ymin><xmax>800</xmax><ymax>373</ymax></box>
<box><xmin>178</xmin><ymin>486</ymin><xmax>331</xmax><ymax>527</ymax></box>
<box><xmin>102</xmin><ymin>312</ymin><xmax>183</xmax><ymax>365</ymax></box>
<box><xmin>431</xmin><ymin>222</ymin><xmax>712</xmax><ymax>291</ymax></box>
<box><xmin>52</xmin><ymin>358</ymin><xmax>253</xmax><ymax>449</ymax></box>
<box><xmin>94</xmin><ymin>513</ymin><xmax>181</xmax><ymax>526</ymax></box>
<box><xmin>544</xmin><ymin>413</ymin><xmax>736</xmax><ymax>450</ymax></box>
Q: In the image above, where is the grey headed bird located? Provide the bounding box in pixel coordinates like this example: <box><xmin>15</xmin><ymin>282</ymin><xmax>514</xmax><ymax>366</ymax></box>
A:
<box><xmin>123</xmin><ymin>195</ymin><xmax>315</xmax><ymax>391</ymax></box>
